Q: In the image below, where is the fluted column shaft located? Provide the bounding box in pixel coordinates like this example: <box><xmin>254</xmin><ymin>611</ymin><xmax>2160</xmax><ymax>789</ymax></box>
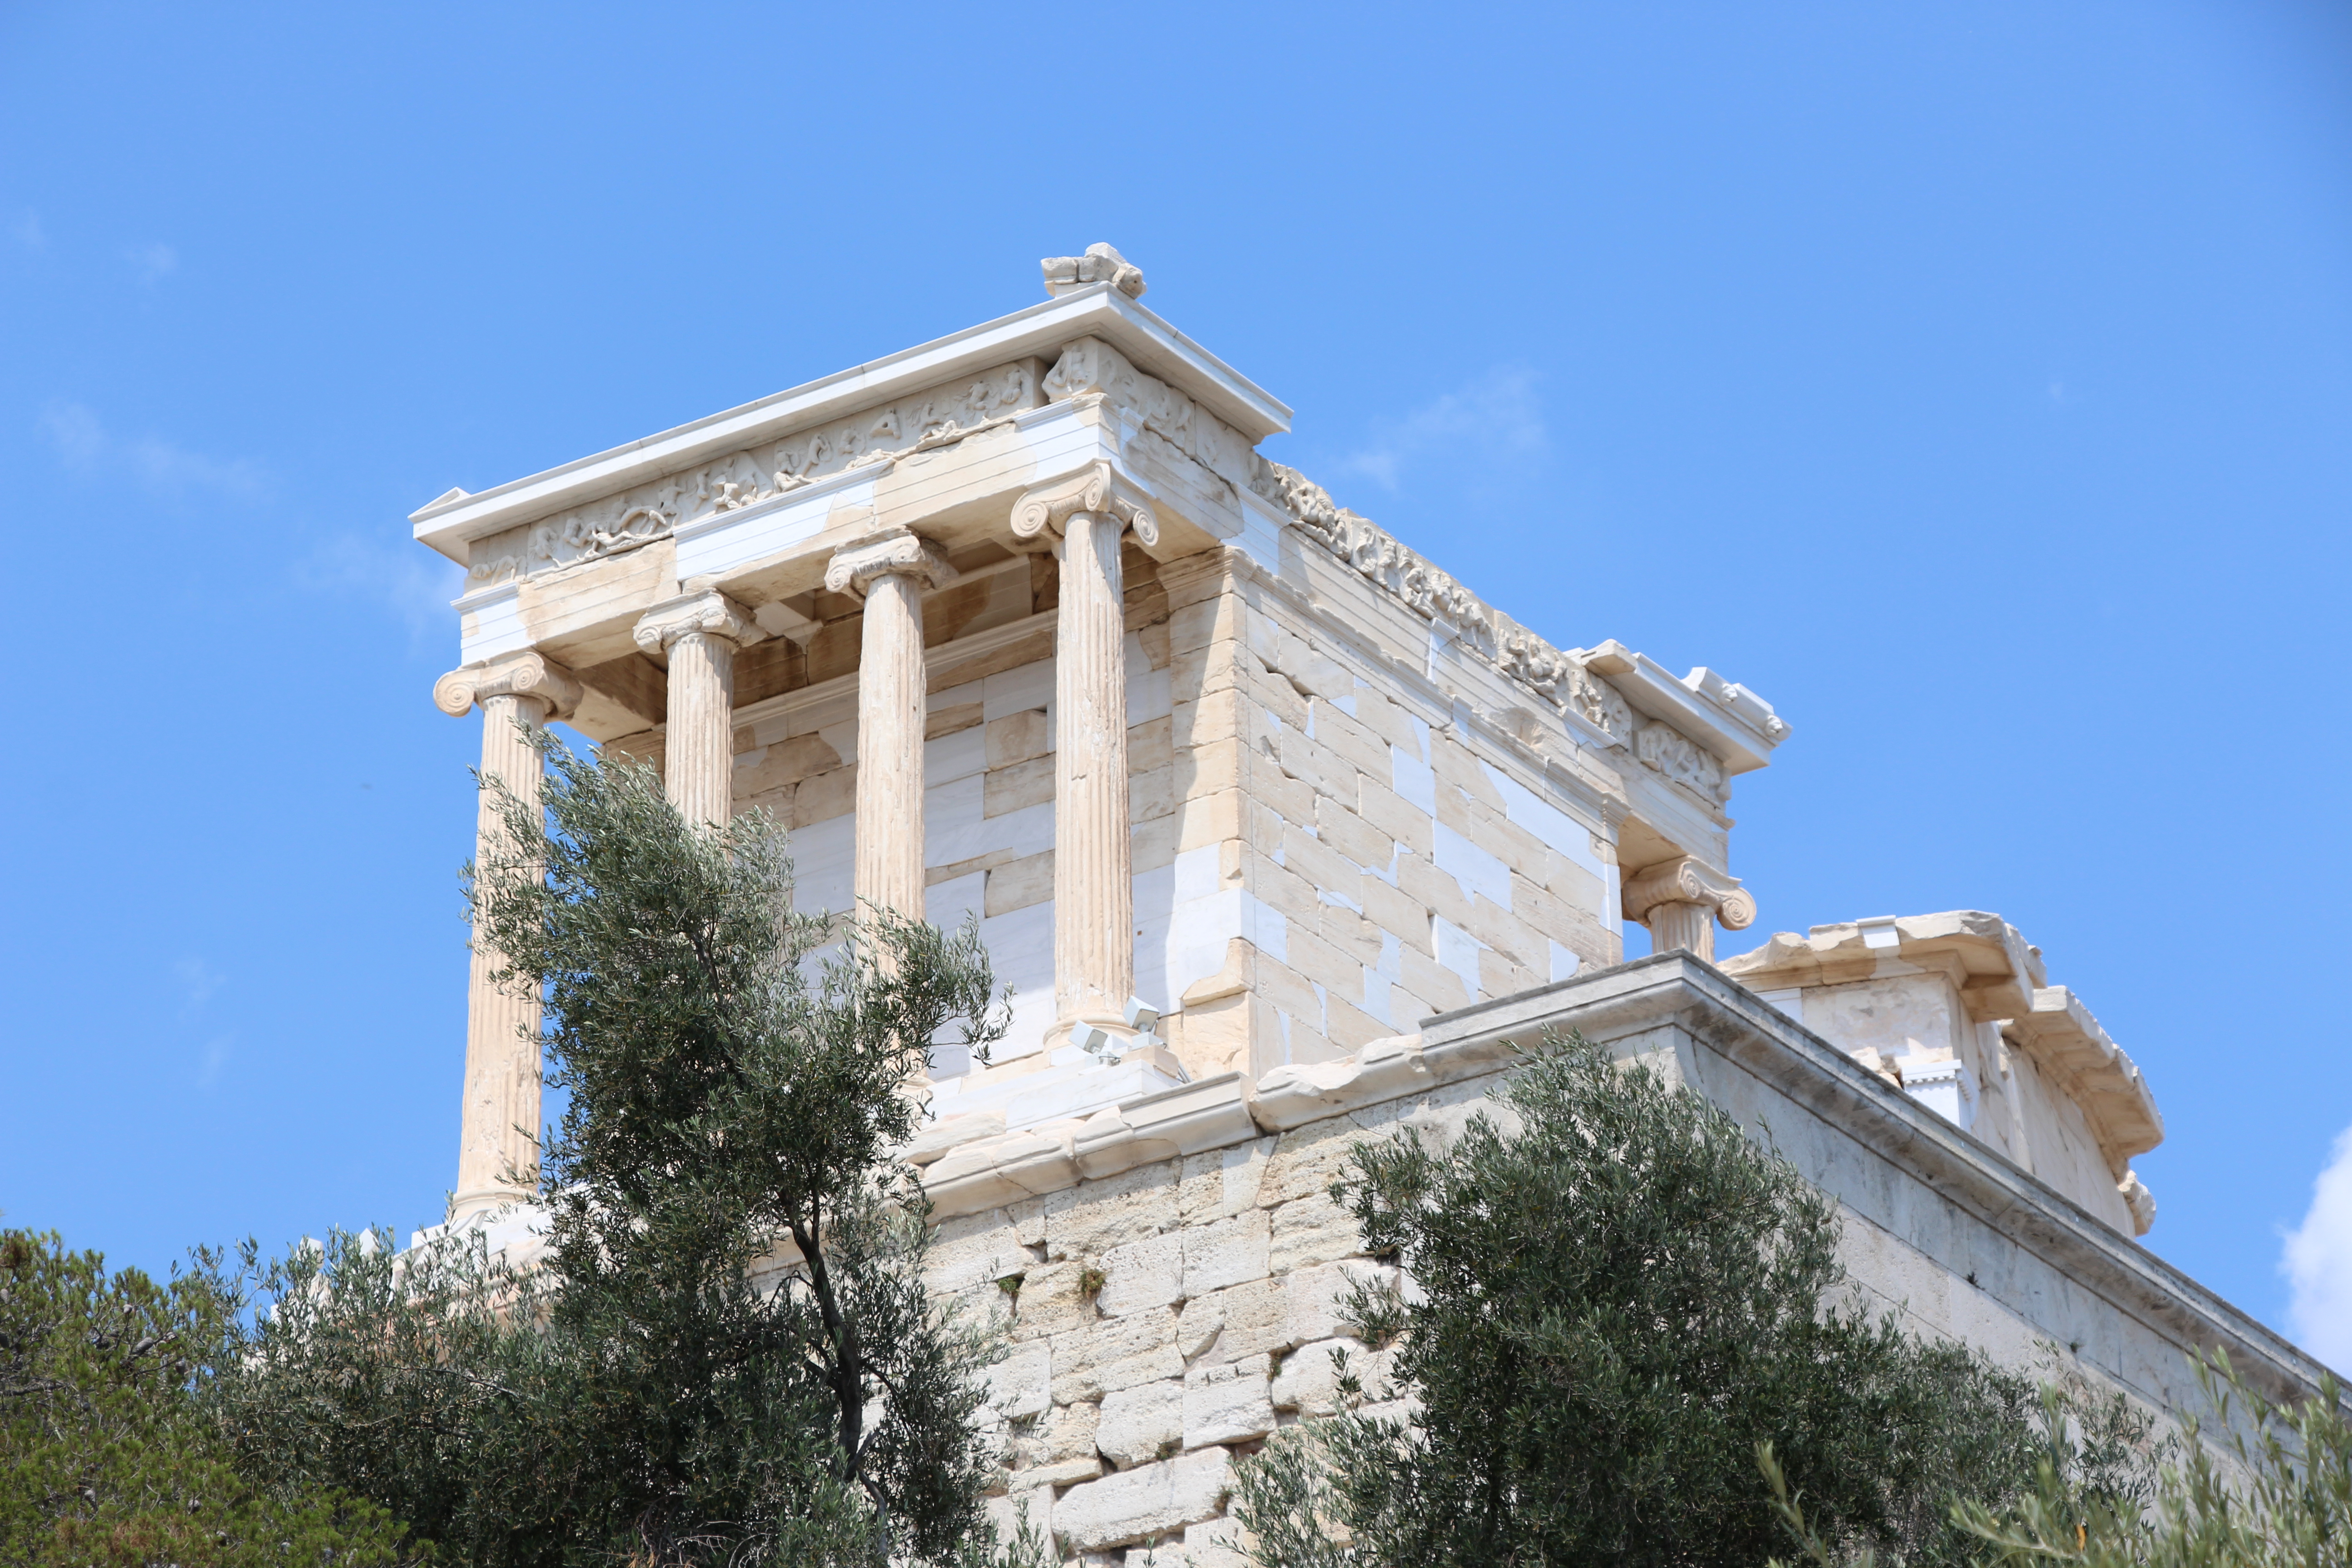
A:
<box><xmin>435</xmin><ymin>650</ymin><xmax>582</xmax><ymax>1224</ymax></box>
<box><xmin>826</xmin><ymin>531</ymin><xmax>956</xmax><ymax>928</ymax></box>
<box><xmin>1053</xmin><ymin>508</ymin><xmax>1134</xmax><ymax>1035</ymax></box>
<box><xmin>665</xmin><ymin>631</ymin><xmax>737</xmax><ymax>828</ymax></box>
<box><xmin>1644</xmin><ymin>901</ymin><xmax>1717</xmax><ymax>961</ymax></box>
<box><xmin>633</xmin><ymin>591</ymin><xmax>764</xmax><ymax>834</ymax></box>
<box><xmin>853</xmin><ymin>573</ymin><xmax>928</xmax><ymax>919</ymax></box>
<box><xmin>457</xmin><ymin>691</ymin><xmax>551</xmax><ymax>1215</ymax></box>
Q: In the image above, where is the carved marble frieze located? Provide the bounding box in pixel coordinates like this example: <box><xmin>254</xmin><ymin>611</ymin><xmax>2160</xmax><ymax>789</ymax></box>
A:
<box><xmin>1042</xmin><ymin>337</ymin><xmax>1254</xmax><ymax>493</ymax></box>
<box><xmin>463</xmin><ymin>363</ymin><xmax>1045</xmax><ymax>588</ymax></box>
<box><xmin>1248</xmin><ymin>459</ymin><xmax>1745</xmax><ymax>804</ymax></box>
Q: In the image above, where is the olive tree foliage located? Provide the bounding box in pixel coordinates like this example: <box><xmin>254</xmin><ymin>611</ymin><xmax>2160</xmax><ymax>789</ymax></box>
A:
<box><xmin>0</xmin><ymin>1229</ymin><xmax>417</xmax><ymax>1568</ymax></box>
<box><xmin>208</xmin><ymin>738</ymin><xmax>1045</xmax><ymax>1568</ymax></box>
<box><xmin>1233</xmin><ymin>1032</ymin><xmax>2040</xmax><ymax>1568</ymax></box>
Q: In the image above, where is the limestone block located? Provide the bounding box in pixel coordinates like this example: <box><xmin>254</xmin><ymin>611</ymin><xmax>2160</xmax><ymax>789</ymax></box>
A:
<box><xmin>1097</xmin><ymin>1231</ymin><xmax>1185</xmax><ymax>1317</ymax></box>
<box><xmin>1479</xmin><ymin>945</ymin><xmax>1537</xmax><ymax>999</ymax></box>
<box><xmin>1309</xmin><ymin>700</ymin><xmax>1391</xmax><ymax>784</ymax></box>
<box><xmin>1269</xmin><ymin>1192</ymin><xmax>1364</xmax><ymax>1273</ymax></box>
<box><xmin>1270</xmin><ymin>1337</ymin><xmax>1366</xmax><ymax>1416</ymax></box>
<box><xmin>1176</xmin><ymin>790</ymin><xmax>1244</xmax><ymax>853</ymax></box>
<box><xmin>1044</xmin><ymin>1161</ymin><xmax>1181</xmax><ymax>1261</ymax></box>
<box><xmin>985</xmin><ymin>850</ymin><xmax>1055</xmax><ymax>916</ymax></box>
<box><xmin>1465</xmin><ymin>894</ymin><xmax>1544</xmax><ymax>971</ymax></box>
<box><xmin>1183</xmin><ymin>1276</ymin><xmax>1288</xmax><ymax>1364</ymax></box>
<box><xmin>1398</xmin><ymin>945</ymin><xmax>1471</xmax><ymax>1015</ymax></box>
<box><xmin>1285</xmin><ymin>1259</ymin><xmax>1399</xmax><ymax>1345</ymax></box>
<box><xmin>1326</xmin><ymin>995</ymin><xmax>1389</xmax><ymax>1052</ymax></box>
<box><xmin>1049</xmin><ymin>1309</ymin><xmax>1181</xmax><ymax>1404</ymax></box>
<box><xmin>1252</xmin><ymin>759</ymin><xmax>1316</xmax><ymax>828</ymax></box>
<box><xmin>1321</xmin><ymin>905</ymin><xmax>1384</xmax><ymax>967</ymax></box>
<box><xmin>900</xmin><ymin>1110</ymin><xmax>1008</xmax><ymax>1169</ymax></box>
<box><xmin>1132</xmin><ymin>814</ymin><xmax>1177</xmax><ymax>877</ymax></box>
<box><xmin>1179</xmin><ymin>1139</ymin><xmax>1271</xmax><ymax>1225</ymax></box>
<box><xmin>1130</xmin><ymin>713</ymin><xmax>1174</xmax><ymax>774</ymax></box>
<box><xmin>1315</xmin><ymin>796</ymin><xmax>1393</xmax><ymax>874</ymax></box>
<box><xmin>1251</xmin><ymin>1037</ymin><xmax>1432</xmax><ymax>1133</ymax></box>
<box><xmin>1176</xmin><ymin>736</ymin><xmax>1243</xmax><ymax>799</ymax></box>
<box><xmin>1430</xmin><ymin>733</ymin><xmax>1506</xmax><ymax>810</ymax></box>
<box><xmin>1355</xmin><ymin>775</ymin><xmax>1434</xmax><ymax>860</ymax></box>
<box><xmin>1184</xmin><ymin>1354</ymin><xmax>1277</xmax><ymax>1449</ymax></box>
<box><xmin>1396</xmin><ymin>851</ymin><xmax>1473</xmax><ymax>926</ymax></box>
<box><xmin>1360</xmin><ymin>875</ymin><xmax>1436</xmax><ymax>956</ymax></box>
<box><xmin>1284</xmin><ymin>923</ymin><xmax>1360</xmax><ymax>998</ymax></box>
<box><xmin>1132</xmin><ymin>764</ymin><xmax>1175</xmax><ymax>824</ymax></box>
<box><xmin>985</xmin><ymin>755</ymin><xmax>1056</xmax><ymax>817</ymax></box>
<box><xmin>1010</xmin><ymin>1455</ymin><xmax>1101</xmax><ymax>1493</ymax></box>
<box><xmin>1277</xmin><ymin>730</ymin><xmax>1353</xmax><ymax>801</ymax></box>
<box><xmin>988</xmin><ymin>1339</ymin><xmax>1053</xmax><ymax>1422</ymax></box>
<box><xmin>1043</xmin><ymin>1397</ymin><xmax>1102</xmax><ymax>1463</ymax></box>
<box><xmin>1095</xmin><ymin>1379</ymin><xmax>1185</xmax><ymax>1468</ymax></box>
<box><xmin>792</xmin><ymin>764</ymin><xmax>858</xmax><ymax>828</ymax></box>
<box><xmin>1008</xmin><ymin>1260</ymin><xmax>1098</xmax><ymax>1341</ymax></box>
<box><xmin>922</xmin><ymin>1204</ymin><xmax>1029</xmax><ymax>1295</ymax></box>
<box><xmin>986</xmin><ymin>708</ymin><xmax>1051</xmax><ymax>769</ymax></box>
<box><xmin>1171</xmin><ymin>689</ymin><xmax>1240</xmax><ymax>750</ymax></box>
<box><xmin>1051</xmin><ymin>1447</ymin><xmax>1232</xmax><ymax>1553</ymax></box>
<box><xmin>1349</xmin><ymin>686</ymin><xmax>1422</xmax><ymax>755</ymax></box>
<box><xmin>1258</xmin><ymin>1116</ymin><xmax>1368</xmax><ymax>1204</ymax></box>
<box><xmin>1181</xmin><ymin>1210</ymin><xmax>1271</xmax><ymax>1297</ymax></box>
<box><xmin>1176</xmin><ymin>1514</ymin><xmax>1255</xmax><ymax>1568</ymax></box>
<box><xmin>1176</xmin><ymin>1297</ymin><xmax>1225</xmax><ymax>1361</ymax></box>
<box><xmin>985</xmin><ymin>1491</ymin><xmax>1049</xmax><ymax>1552</ymax></box>
<box><xmin>1252</xmin><ymin>857</ymin><xmax>1319</xmax><ymax>923</ymax></box>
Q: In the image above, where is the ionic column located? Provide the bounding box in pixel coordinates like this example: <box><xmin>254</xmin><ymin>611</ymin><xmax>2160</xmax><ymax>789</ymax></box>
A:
<box><xmin>1013</xmin><ymin>463</ymin><xmax>1158</xmax><ymax>1044</ymax></box>
<box><xmin>433</xmin><ymin>650</ymin><xmax>583</xmax><ymax>1222</ymax></box>
<box><xmin>826</xmin><ymin>530</ymin><xmax>958</xmax><ymax>923</ymax></box>
<box><xmin>632</xmin><ymin>591</ymin><xmax>765</xmax><ymax>831</ymax></box>
<box><xmin>1621</xmin><ymin>854</ymin><xmax>1757</xmax><ymax>964</ymax></box>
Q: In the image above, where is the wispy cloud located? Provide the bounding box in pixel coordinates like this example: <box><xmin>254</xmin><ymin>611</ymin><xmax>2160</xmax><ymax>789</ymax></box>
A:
<box><xmin>172</xmin><ymin>957</ymin><xmax>225</xmax><ymax>1013</ymax></box>
<box><xmin>2283</xmin><ymin>1123</ymin><xmax>2352</xmax><ymax>1371</ymax></box>
<box><xmin>199</xmin><ymin>1036</ymin><xmax>233</xmax><ymax>1088</ymax></box>
<box><xmin>39</xmin><ymin>401</ymin><xmax>270</xmax><ymax>499</ymax></box>
<box><xmin>125</xmin><ymin>240</ymin><xmax>177</xmax><ymax>283</ymax></box>
<box><xmin>1337</xmin><ymin>366</ymin><xmax>1549</xmax><ymax>494</ymax></box>
<box><xmin>10</xmin><ymin>211</ymin><xmax>44</xmax><ymax>253</ymax></box>
<box><xmin>294</xmin><ymin>533</ymin><xmax>467</xmax><ymax>638</ymax></box>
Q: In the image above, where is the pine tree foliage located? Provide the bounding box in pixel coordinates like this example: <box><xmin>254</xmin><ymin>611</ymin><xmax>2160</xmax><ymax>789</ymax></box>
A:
<box><xmin>0</xmin><ymin>1229</ymin><xmax>417</xmax><ymax>1567</ymax></box>
<box><xmin>1232</xmin><ymin>1032</ymin><xmax>2039</xmax><ymax>1568</ymax></box>
<box><xmin>206</xmin><ymin>739</ymin><xmax>1037</xmax><ymax>1567</ymax></box>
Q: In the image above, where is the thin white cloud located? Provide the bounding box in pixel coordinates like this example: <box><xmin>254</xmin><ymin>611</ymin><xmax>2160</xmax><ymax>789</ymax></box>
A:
<box><xmin>1337</xmin><ymin>366</ymin><xmax>1548</xmax><ymax>493</ymax></box>
<box><xmin>11</xmin><ymin>211</ymin><xmax>44</xmax><ymax>253</ymax></box>
<box><xmin>125</xmin><ymin>240</ymin><xmax>177</xmax><ymax>283</ymax></box>
<box><xmin>294</xmin><ymin>533</ymin><xmax>467</xmax><ymax>638</ymax></box>
<box><xmin>2283</xmin><ymin>1123</ymin><xmax>2352</xmax><ymax>1372</ymax></box>
<box><xmin>199</xmin><ymin>1035</ymin><xmax>232</xmax><ymax>1089</ymax></box>
<box><xmin>172</xmin><ymin>957</ymin><xmax>225</xmax><ymax>1011</ymax></box>
<box><xmin>39</xmin><ymin>401</ymin><xmax>270</xmax><ymax>499</ymax></box>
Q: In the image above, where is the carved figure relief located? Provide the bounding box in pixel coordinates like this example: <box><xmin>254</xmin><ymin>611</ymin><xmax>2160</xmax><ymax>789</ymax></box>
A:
<box><xmin>1634</xmin><ymin>720</ymin><xmax>1727</xmax><ymax>802</ymax></box>
<box><xmin>1251</xmin><ymin>457</ymin><xmax>1738</xmax><ymax>802</ymax></box>
<box><xmin>1042</xmin><ymin>338</ymin><xmax>1251</xmax><ymax>489</ymax></box>
<box><xmin>465</xmin><ymin>364</ymin><xmax>1041</xmax><ymax>588</ymax></box>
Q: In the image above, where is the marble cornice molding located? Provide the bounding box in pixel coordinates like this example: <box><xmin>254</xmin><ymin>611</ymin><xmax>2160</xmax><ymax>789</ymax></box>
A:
<box><xmin>1010</xmin><ymin>461</ymin><xmax>1159</xmax><ymax>549</ymax></box>
<box><xmin>1621</xmin><ymin>854</ymin><xmax>1757</xmax><ymax>931</ymax></box>
<box><xmin>823</xmin><ymin>528</ymin><xmax>959</xmax><ymax>597</ymax></box>
<box><xmin>434</xmin><ymin>650</ymin><xmax>584</xmax><ymax>720</ymax></box>
<box><xmin>632</xmin><ymin>590</ymin><xmax>768</xmax><ymax>659</ymax></box>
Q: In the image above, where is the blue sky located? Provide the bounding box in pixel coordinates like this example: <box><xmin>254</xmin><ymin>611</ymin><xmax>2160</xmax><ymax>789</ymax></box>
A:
<box><xmin>2</xmin><ymin>2</ymin><xmax>2347</xmax><ymax>1354</ymax></box>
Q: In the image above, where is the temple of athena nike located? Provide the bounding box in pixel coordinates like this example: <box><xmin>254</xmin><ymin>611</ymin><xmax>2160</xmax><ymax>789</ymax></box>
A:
<box><xmin>415</xmin><ymin>246</ymin><xmax>2323</xmax><ymax>1558</ymax></box>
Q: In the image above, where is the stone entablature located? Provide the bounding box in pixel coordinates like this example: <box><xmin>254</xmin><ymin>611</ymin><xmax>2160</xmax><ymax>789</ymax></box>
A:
<box><xmin>1721</xmin><ymin>911</ymin><xmax>2164</xmax><ymax>1237</ymax></box>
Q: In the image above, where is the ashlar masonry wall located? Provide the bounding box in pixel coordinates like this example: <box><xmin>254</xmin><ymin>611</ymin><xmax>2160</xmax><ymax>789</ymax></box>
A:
<box><xmin>913</xmin><ymin>953</ymin><xmax>2329</xmax><ymax>1565</ymax></box>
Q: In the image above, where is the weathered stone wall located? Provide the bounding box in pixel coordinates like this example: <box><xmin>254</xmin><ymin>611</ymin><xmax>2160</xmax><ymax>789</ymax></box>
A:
<box><xmin>915</xmin><ymin>954</ymin><xmax>2325</xmax><ymax>1564</ymax></box>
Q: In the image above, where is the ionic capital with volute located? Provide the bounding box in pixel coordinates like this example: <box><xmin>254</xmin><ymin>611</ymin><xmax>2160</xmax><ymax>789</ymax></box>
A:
<box><xmin>1622</xmin><ymin>855</ymin><xmax>1758</xmax><ymax>930</ymax></box>
<box><xmin>824</xmin><ymin>528</ymin><xmax>959</xmax><ymax>598</ymax></box>
<box><xmin>1010</xmin><ymin>461</ymin><xmax>1159</xmax><ymax>549</ymax></box>
<box><xmin>433</xmin><ymin>650</ymin><xmax>584</xmax><ymax>721</ymax></box>
<box><xmin>631</xmin><ymin>590</ymin><xmax>767</xmax><ymax>659</ymax></box>
<box><xmin>1622</xmin><ymin>854</ymin><xmax>1756</xmax><ymax>963</ymax></box>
